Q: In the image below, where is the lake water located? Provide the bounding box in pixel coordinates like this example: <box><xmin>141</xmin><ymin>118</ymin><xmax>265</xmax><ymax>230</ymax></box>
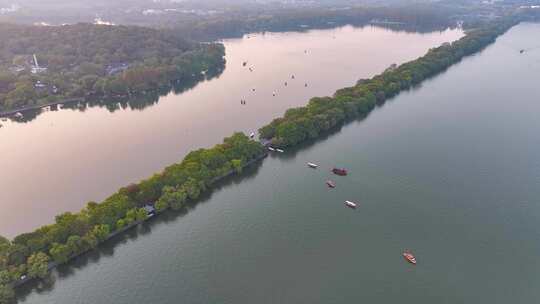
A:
<box><xmin>13</xmin><ymin>22</ymin><xmax>540</xmax><ymax>304</ymax></box>
<box><xmin>0</xmin><ymin>25</ymin><xmax>463</xmax><ymax>237</ymax></box>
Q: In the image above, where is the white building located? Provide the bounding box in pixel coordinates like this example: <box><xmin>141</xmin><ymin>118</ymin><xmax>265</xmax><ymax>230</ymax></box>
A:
<box><xmin>31</xmin><ymin>54</ymin><xmax>47</xmax><ymax>74</ymax></box>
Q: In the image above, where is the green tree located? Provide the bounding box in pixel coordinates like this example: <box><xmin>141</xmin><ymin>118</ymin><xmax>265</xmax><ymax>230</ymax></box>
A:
<box><xmin>156</xmin><ymin>186</ymin><xmax>184</xmax><ymax>211</ymax></box>
<box><xmin>49</xmin><ymin>243</ymin><xmax>71</xmax><ymax>264</ymax></box>
<box><xmin>80</xmin><ymin>75</ymin><xmax>100</xmax><ymax>91</ymax></box>
<box><xmin>0</xmin><ymin>284</ymin><xmax>15</xmax><ymax>304</ymax></box>
<box><xmin>135</xmin><ymin>208</ymin><xmax>147</xmax><ymax>222</ymax></box>
<box><xmin>4</xmin><ymin>82</ymin><xmax>36</xmax><ymax>108</ymax></box>
<box><xmin>183</xmin><ymin>178</ymin><xmax>201</xmax><ymax>200</ymax></box>
<box><xmin>116</xmin><ymin>219</ymin><xmax>126</xmax><ymax>230</ymax></box>
<box><xmin>81</xmin><ymin>233</ymin><xmax>98</xmax><ymax>250</ymax></box>
<box><xmin>0</xmin><ymin>236</ymin><xmax>9</xmax><ymax>253</ymax></box>
<box><xmin>0</xmin><ymin>73</ymin><xmax>15</xmax><ymax>91</ymax></box>
<box><xmin>155</xmin><ymin>198</ymin><xmax>169</xmax><ymax>212</ymax></box>
<box><xmin>26</xmin><ymin>252</ymin><xmax>50</xmax><ymax>279</ymax></box>
<box><xmin>231</xmin><ymin>159</ymin><xmax>243</xmax><ymax>174</ymax></box>
<box><xmin>0</xmin><ymin>271</ymin><xmax>10</xmax><ymax>285</ymax></box>
<box><xmin>125</xmin><ymin>209</ymin><xmax>137</xmax><ymax>224</ymax></box>
<box><xmin>90</xmin><ymin>225</ymin><xmax>110</xmax><ymax>242</ymax></box>
<box><xmin>66</xmin><ymin>235</ymin><xmax>83</xmax><ymax>254</ymax></box>
<box><xmin>6</xmin><ymin>244</ymin><xmax>28</xmax><ymax>266</ymax></box>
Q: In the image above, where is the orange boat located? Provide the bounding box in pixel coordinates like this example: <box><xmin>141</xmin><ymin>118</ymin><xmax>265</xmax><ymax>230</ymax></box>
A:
<box><xmin>403</xmin><ymin>251</ymin><xmax>417</xmax><ymax>265</ymax></box>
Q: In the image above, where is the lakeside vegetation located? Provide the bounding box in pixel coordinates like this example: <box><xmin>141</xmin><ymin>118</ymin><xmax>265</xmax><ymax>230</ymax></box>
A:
<box><xmin>0</xmin><ymin>23</ymin><xmax>225</xmax><ymax>113</ymax></box>
<box><xmin>0</xmin><ymin>133</ymin><xmax>264</xmax><ymax>304</ymax></box>
<box><xmin>174</xmin><ymin>5</ymin><xmax>459</xmax><ymax>41</ymax></box>
<box><xmin>0</xmin><ymin>12</ymin><xmax>535</xmax><ymax>303</ymax></box>
<box><xmin>0</xmin><ymin>3</ymin><xmax>461</xmax><ymax>37</ymax></box>
<box><xmin>258</xmin><ymin>18</ymin><xmax>519</xmax><ymax>148</ymax></box>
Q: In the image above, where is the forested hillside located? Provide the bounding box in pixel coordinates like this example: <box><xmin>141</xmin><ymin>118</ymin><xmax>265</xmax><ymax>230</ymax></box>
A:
<box><xmin>0</xmin><ymin>23</ymin><xmax>225</xmax><ymax>112</ymax></box>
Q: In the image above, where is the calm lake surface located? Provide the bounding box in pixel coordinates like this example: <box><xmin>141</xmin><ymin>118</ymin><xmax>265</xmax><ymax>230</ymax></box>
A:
<box><xmin>13</xmin><ymin>22</ymin><xmax>540</xmax><ymax>303</ymax></box>
<box><xmin>0</xmin><ymin>25</ymin><xmax>463</xmax><ymax>237</ymax></box>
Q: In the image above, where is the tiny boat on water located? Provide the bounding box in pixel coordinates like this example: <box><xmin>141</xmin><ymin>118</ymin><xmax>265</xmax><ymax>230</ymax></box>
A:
<box><xmin>326</xmin><ymin>180</ymin><xmax>336</xmax><ymax>188</ymax></box>
<box><xmin>403</xmin><ymin>251</ymin><xmax>417</xmax><ymax>265</ymax></box>
<box><xmin>276</xmin><ymin>148</ymin><xmax>284</xmax><ymax>153</ymax></box>
<box><xmin>344</xmin><ymin>200</ymin><xmax>357</xmax><ymax>209</ymax></box>
<box><xmin>332</xmin><ymin>168</ymin><xmax>348</xmax><ymax>176</ymax></box>
<box><xmin>268</xmin><ymin>147</ymin><xmax>276</xmax><ymax>151</ymax></box>
<box><xmin>307</xmin><ymin>162</ymin><xmax>318</xmax><ymax>169</ymax></box>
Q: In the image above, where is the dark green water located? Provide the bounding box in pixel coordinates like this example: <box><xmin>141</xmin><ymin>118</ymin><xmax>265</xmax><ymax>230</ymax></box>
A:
<box><xmin>16</xmin><ymin>22</ymin><xmax>540</xmax><ymax>303</ymax></box>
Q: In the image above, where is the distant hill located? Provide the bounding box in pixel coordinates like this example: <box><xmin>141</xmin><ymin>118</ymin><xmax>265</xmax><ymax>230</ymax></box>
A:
<box><xmin>0</xmin><ymin>23</ymin><xmax>225</xmax><ymax>112</ymax></box>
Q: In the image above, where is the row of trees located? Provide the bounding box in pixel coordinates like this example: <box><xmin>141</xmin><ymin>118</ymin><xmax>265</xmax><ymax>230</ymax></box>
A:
<box><xmin>258</xmin><ymin>17</ymin><xmax>519</xmax><ymax>148</ymax></box>
<box><xmin>0</xmin><ymin>23</ymin><xmax>225</xmax><ymax>112</ymax></box>
<box><xmin>175</xmin><ymin>5</ymin><xmax>459</xmax><ymax>41</ymax></box>
<box><xmin>0</xmin><ymin>133</ymin><xmax>264</xmax><ymax>303</ymax></box>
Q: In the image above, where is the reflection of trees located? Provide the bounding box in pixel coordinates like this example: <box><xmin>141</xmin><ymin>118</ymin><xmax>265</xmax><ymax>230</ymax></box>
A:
<box><xmin>9</xmin><ymin>61</ymin><xmax>225</xmax><ymax>123</ymax></box>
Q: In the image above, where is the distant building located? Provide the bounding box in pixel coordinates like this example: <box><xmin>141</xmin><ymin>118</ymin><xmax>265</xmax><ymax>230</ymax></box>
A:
<box><xmin>34</xmin><ymin>80</ymin><xmax>47</xmax><ymax>88</ymax></box>
<box><xmin>143</xmin><ymin>205</ymin><xmax>156</xmax><ymax>216</ymax></box>
<box><xmin>31</xmin><ymin>54</ymin><xmax>47</xmax><ymax>74</ymax></box>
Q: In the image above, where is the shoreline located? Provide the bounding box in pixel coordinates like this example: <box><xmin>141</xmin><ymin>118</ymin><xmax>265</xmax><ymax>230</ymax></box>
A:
<box><xmin>0</xmin><ymin>98</ymin><xmax>85</xmax><ymax>118</ymax></box>
<box><xmin>1</xmin><ymin>17</ymin><xmax>529</xmax><ymax>303</ymax></box>
<box><xmin>12</xmin><ymin>151</ymin><xmax>268</xmax><ymax>289</ymax></box>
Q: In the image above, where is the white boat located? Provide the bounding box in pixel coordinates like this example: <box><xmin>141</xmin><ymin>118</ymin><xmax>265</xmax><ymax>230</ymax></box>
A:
<box><xmin>249</xmin><ymin>132</ymin><xmax>255</xmax><ymax>138</ymax></box>
<box><xmin>276</xmin><ymin>149</ymin><xmax>284</xmax><ymax>153</ymax></box>
<box><xmin>268</xmin><ymin>147</ymin><xmax>276</xmax><ymax>151</ymax></box>
<box><xmin>344</xmin><ymin>201</ymin><xmax>357</xmax><ymax>209</ymax></box>
<box><xmin>307</xmin><ymin>162</ymin><xmax>318</xmax><ymax>168</ymax></box>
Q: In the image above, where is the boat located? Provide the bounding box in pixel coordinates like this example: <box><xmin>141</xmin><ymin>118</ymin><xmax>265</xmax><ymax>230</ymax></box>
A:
<box><xmin>249</xmin><ymin>132</ymin><xmax>255</xmax><ymax>138</ymax></box>
<box><xmin>307</xmin><ymin>162</ymin><xmax>318</xmax><ymax>168</ymax></box>
<box><xmin>268</xmin><ymin>147</ymin><xmax>276</xmax><ymax>151</ymax></box>
<box><xmin>332</xmin><ymin>168</ymin><xmax>348</xmax><ymax>176</ymax></box>
<box><xmin>403</xmin><ymin>251</ymin><xmax>417</xmax><ymax>265</ymax></box>
<box><xmin>242</xmin><ymin>61</ymin><xmax>248</xmax><ymax>66</ymax></box>
<box><xmin>344</xmin><ymin>200</ymin><xmax>357</xmax><ymax>209</ymax></box>
<box><xmin>326</xmin><ymin>180</ymin><xmax>336</xmax><ymax>188</ymax></box>
<box><xmin>276</xmin><ymin>149</ymin><xmax>284</xmax><ymax>153</ymax></box>
<box><xmin>520</xmin><ymin>49</ymin><xmax>525</xmax><ymax>54</ymax></box>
